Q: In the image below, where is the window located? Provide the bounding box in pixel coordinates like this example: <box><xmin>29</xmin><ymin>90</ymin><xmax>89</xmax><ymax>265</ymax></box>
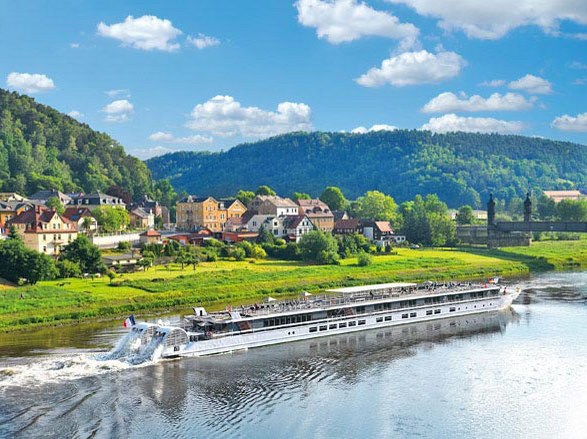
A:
<box><xmin>376</xmin><ymin>317</ymin><xmax>383</xmax><ymax>323</ymax></box>
<box><xmin>402</xmin><ymin>313</ymin><xmax>408</xmax><ymax>319</ymax></box>
<box><xmin>339</xmin><ymin>322</ymin><xmax>347</xmax><ymax>328</ymax></box>
<box><xmin>426</xmin><ymin>310</ymin><xmax>433</xmax><ymax>316</ymax></box>
<box><xmin>319</xmin><ymin>325</ymin><xmax>327</xmax><ymax>331</ymax></box>
<box><xmin>349</xmin><ymin>321</ymin><xmax>356</xmax><ymax>327</ymax></box>
<box><xmin>358</xmin><ymin>320</ymin><xmax>366</xmax><ymax>325</ymax></box>
<box><xmin>449</xmin><ymin>307</ymin><xmax>456</xmax><ymax>312</ymax></box>
<box><xmin>410</xmin><ymin>312</ymin><xmax>417</xmax><ymax>318</ymax></box>
<box><xmin>309</xmin><ymin>327</ymin><xmax>317</xmax><ymax>333</ymax></box>
<box><xmin>434</xmin><ymin>309</ymin><xmax>441</xmax><ymax>314</ymax></box>
<box><xmin>329</xmin><ymin>324</ymin><xmax>337</xmax><ymax>329</ymax></box>
<box><xmin>384</xmin><ymin>316</ymin><xmax>392</xmax><ymax>321</ymax></box>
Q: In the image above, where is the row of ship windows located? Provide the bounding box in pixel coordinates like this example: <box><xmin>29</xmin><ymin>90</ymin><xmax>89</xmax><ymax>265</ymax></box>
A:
<box><xmin>309</xmin><ymin>320</ymin><xmax>367</xmax><ymax>332</ymax></box>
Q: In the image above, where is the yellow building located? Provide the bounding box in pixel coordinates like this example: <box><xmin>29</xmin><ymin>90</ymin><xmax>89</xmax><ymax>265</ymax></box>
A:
<box><xmin>8</xmin><ymin>207</ymin><xmax>78</xmax><ymax>255</ymax></box>
<box><xmin>176</xmin><ymin>196</ymin><xmax>246</xmax><ymax>232</ymax></box>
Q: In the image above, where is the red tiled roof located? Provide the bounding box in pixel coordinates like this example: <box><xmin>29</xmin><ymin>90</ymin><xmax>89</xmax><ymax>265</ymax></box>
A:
<box><xmin>140</xmin><ymin>229</ymin><xmax>161</xmax><ymax>237</ymax></box>
<box><xmin>375</xmin><ymin>221</ymin><xmax>393</xmax><ymax>233</ymax></box>
<box><xmin>7</xmin><ymin>207</ymin><xmax>76</xmax><ymax>233</ymax></box>
<box><xmin>334</xmin><ymin>218</ymin><xmax>361</xmax><ymax>229</ymax></box>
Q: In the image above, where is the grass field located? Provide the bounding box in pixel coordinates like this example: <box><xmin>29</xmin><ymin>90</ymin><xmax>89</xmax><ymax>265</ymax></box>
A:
<box><xmin>1</xmin><ymin>240</ymin><xmax>586</xmax><ymax>332</ymax></box>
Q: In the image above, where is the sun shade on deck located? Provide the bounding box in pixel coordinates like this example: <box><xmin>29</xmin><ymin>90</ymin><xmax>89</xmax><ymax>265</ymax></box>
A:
<box><xmin>325</xmin><ymin>283</ymin><xmax>417</xmax><ymax>294</ymax></box>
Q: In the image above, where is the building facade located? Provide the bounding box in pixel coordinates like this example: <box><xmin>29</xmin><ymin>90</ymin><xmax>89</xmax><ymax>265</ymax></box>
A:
<box><xmin>176</xmin><ymin>196</ymin><xmax>246</xmax><ymax>232</ymax></box>
<box><xmin>248</xmin><ymin>195</ymin><xmax>298</xmax><ymax>216</ymax></box>
<box><xmin>296</xmin><ymin>199</ymin><xmax>334</xmax><ymax>232</ymax></box>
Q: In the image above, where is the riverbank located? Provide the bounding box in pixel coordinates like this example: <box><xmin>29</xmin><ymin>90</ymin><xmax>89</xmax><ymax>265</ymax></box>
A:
<box><xmin>1</xmin><ymin>240</ymin><xmax>586</xmax><ymax>332</ymax></box>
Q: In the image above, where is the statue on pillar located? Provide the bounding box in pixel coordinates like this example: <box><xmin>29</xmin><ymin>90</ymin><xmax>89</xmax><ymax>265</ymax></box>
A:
<box><xmin>487</xmin><ymin>193</ymin><xmax>496</xmax><ymax>226</ymax></box>
<box><xmin>524</xmin><ymin>192</ymin><xmax>532</xmax><ymax>222</ymax></box>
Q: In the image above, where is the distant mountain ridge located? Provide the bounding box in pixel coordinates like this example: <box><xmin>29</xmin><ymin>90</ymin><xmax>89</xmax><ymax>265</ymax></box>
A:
<box><xmin>0</xmin><ymin>88</ymin><xmax>153</xmax><ymax>200</ymax></box>
<box><xmin>146</xmin><ymin>130</ymin><xmax>587</xmax><ymax>208</ymax></box>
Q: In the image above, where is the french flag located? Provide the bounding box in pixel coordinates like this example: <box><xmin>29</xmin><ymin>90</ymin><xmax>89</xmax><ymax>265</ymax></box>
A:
<box><xmin>123</xmin><ymin>315</ymin><xmax>136</xmax><ymax>328</ymax></box>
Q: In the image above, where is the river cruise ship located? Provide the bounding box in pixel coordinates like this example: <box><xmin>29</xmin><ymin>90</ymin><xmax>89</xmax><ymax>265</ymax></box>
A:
<box><xmin>124</xmin><ymin>281</ymin><xmax>519</xmax><ymax>359</ymax></box>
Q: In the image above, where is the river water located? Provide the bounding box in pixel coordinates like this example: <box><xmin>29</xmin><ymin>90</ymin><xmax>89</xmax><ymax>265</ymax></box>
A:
<box><xmin>1</xmin><ymin>272</ymin><xmax>586</xmax><ymax>439</ymax></box>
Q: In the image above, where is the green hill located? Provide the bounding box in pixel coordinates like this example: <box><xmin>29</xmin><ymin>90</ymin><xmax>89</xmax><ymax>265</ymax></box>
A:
<box><xmin>0</xmin><ymin>88</ymin><xmax>153</xmax><ymax>200</ymax></box>
<box><xmin>146</xmin><ymin>131</ymin><xmax>587</xmax><ymax>207</ymax></box>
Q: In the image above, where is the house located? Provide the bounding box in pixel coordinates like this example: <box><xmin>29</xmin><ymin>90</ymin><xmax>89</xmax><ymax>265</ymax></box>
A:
<box><xmin>0</xmin><ymin>192</ymin><xmax>28</xmax><ymax>202</ymax></box>
<box><xmin>296</xmin><ymin>199</ymin><xmax>334</xmax><ymax>232</ymax></box>
<box><xmin>167</xmin><ymin>228</ymin><xmax>214</xmax><ymax>246</ymax></box>
<box><xmin>0</xmin><ymin>200</ymin><xmax>38</xmax><ymax>233</ymax></box>
<box><xmin>69</xmin><ymin>192</ymin><xmax>126</xmax><ymax>211</ymax></box>
<box><xmin>222</xmin><ymin>231</ymin><xmax>259</xmax><ymax>243</ymax></box>
<box><xmin>7</xmin><ymin>206</ymin><xmax>78</xmax><ymax>255</ymax></box>
<box><xmin>333</xmin><ymin>210</ymin><xmax>349</xmax><ymax>222</ymax></box>
<box><xmin>333</xmin><ymin>218</ymin><xmax>363</xmax><ymax>235</ymax></box>
<box><xmin>245</xmin><ymin>214</ymin><xmax>274</xmax><ymax>233</ymax></box>
<box><xmin>129</xmin><ymin>207</ymin><xmax>155</xmax><ymax>229</ymax></box>
<box><xmin>543</xmin><ymin>190</ymin><xmax>586</xmax><ymax>203</ymax></box>
<box><xmin>362</xmin><ymin>220</ymin><xmax>403</xmax><ymax>247</ymax></box>
<box><xmin>283</xmin><ymin>214</ymin><xmax>314</xmax><ymax>242</ymax></box>
<box><xmin>139</xmin><ymin>228</ymin><xmax>162</xmax><ymax>245</ymax></box>
<box><xmin>29</xmin><ymin>189</ymin><xmax>72</xmax><ymax>206</ymax></box>
<box><xmin>62</xmin><ymin>207</ymin><xmax>98</xmax><ymax>233</ymax></box>
<box><xmin>175</xmin><ymin>196</ymin><xmax>246</xmax><ymax>232</ymax></box>
<box><xmin>103</xmin><ymin>253</ymin><xmax>142</xmax><ymax>272</ymax></box>
<box><xmin>248</xmin><ymin>195</ymin><xmax>299</xmax><ymax>216</ymax></box>
<box><xmin>132</xmin><ymin>196</ymin><xmax>171</xmax><ymax>226</ymax></box>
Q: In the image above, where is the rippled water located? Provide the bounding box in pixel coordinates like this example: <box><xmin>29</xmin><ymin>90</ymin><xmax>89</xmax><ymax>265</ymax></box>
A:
<box><xmin>1</xmin><ymin>272</ymin><xmax>586</xmax><ymax>439</ymax></box>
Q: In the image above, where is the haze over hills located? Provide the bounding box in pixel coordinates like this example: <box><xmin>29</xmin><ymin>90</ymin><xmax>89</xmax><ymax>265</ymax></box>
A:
<box><xmin>146</xmin><ymin>131</ymin><xmax>587</xmax><ymax>208</ymax></box>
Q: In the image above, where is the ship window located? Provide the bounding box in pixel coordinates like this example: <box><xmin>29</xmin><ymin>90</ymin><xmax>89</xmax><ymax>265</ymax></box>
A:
<box><xmin>410</xmin><ymin>312</ymin><xmax>417</xmax><ymax>318</ymax></box>
<box><xmin>376</xmin><ymin>317</ymin><xmax>383</xmax><ymax>323</ymax></box>
<box><xmin>319</xmin><ymin>325</ymin><xmax>327</xmax><ymax>331</ymax></box>
<box><xmin>356</xmin><ymin>306</ymin><xmax>365</xmax><ymax>314</ymax></box>
<box><xmin>375</xmin><ymin>304</ymin><xmax>382</xmax><ymax>311</ymax></box>
<box><xmin>384</xmin><ymin>303</ymin><xmax>392</xmax><ymax>310</ymax></box>
<box><xmin>358</xmin><ymin>320</ymin><xmax>366</xmax><ymax>325</ymax></box>
<box><xmin>329</xmin><ymin>324</ymin><xmax>337</xmax><ymax>329</ymax></box>
<box><xmin>402</xmin><ymin>313</ymin><xmax>408</xmax><ymax>319</ymax></box>
<box><xmin>450</xmin><ymin>307</ymin><xmax>456</xmax><ymax>312</ymax></box>
<box><xmin>384</xmin><ymin>316</ymin><xmax>392</xmax><ymax>321</ymax></box>
<box><xmin>339</xmin><ymin>322</ymin><xmax>347</xmax><ymax>328</ymax></box>
<box><xmin>349</xmin><ymin>321</ymin><xmax>356</xmax><ymax>327</ymax></box>
<box><xmin>309</xmin><ymin>327</ymin><xmax>317</xmax><ymax>333</ymax></box>
<box><xmin>426</xmin><ymin>310</ymin><xmax>433</xmax><ymax>316</ymax></box>
<box><xmin>434</xmin><ymin>309</ymin><xmax>441</xmax><ymax>314</ymax></box>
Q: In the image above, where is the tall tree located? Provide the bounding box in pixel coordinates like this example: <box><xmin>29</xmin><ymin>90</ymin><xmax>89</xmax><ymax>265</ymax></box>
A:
<box><xmin>292</xmin><ymin>192</ymin><xmax>311</xmax><ymax>201</ymax></box>
<box><xmin>456</xmin><ymin>205</ymin><xmax>474</xmax><ymax>225</ymax></box>
<box><xmin>59</xmin><ymin>235</ymin><xmax>105</xmax><ymax>274</ymax></box>
<box><xmin>354</xmin><ymin>190</ymin><xmax>398</xmax><ymax>222</ymax></box>
<box><xmin>45</xmin><ymin>196</ymin><xmax>65</xmax><ymax>215</ymax></box>
<box><xmin>255</xmin><ymin>185</ymin><xmax>276</xmax><ymax>196</ymax></box>
<box><xmin>298</xmin><ymin>230</ymin><xmax>339</xmax><ymax>264</ymax></box>
<box><xmin>236</xmin><ymin>190</ymin><xmax>255</xmax><ymax>207</ymax></box>
<box><xmin>320</xmin><ymin>186</ymin><xmax>346</xmax><ymax>211</ymax></box>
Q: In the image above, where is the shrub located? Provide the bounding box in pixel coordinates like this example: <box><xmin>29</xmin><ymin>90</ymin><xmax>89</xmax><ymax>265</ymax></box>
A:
<box><xmin>357</xmin><ymin>252</ymin><xmax>373</xmax><ymax>267</ymax></box>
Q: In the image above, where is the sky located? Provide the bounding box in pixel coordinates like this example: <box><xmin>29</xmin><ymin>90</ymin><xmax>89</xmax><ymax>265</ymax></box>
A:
<box><xmin>1</xmin><ymin>0</ymin><xmax>587</xmax><ymax>159</ymax></box>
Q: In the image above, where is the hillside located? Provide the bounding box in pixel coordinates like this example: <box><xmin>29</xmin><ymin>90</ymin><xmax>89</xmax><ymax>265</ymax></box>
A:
<box><xmin>0</xmin><ymin>88</ymin><xmax>153</xmax><ymax>200</ymax></box>
<box><xmin>146</xmin><ymin>131</ymin><xmax>587</xmax><ymax>207</ymax></box>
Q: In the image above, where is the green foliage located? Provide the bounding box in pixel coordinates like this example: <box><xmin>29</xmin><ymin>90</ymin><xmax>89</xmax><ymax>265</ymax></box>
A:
<box><xmin>292</xmin><ymin>192</ymin><xmax>311</xmax><ymax>201</ymax></box>
<box><xmin>298</xmin><ymin>230</ymin><xmax>340</xmax><ymax>265</ymax></box>
<box><xmin>357</xmin><ymin>251</ymin><xmax>373</xmax><ymax>266</ymax></box>
<box><xmin>92</xmin><ymin>206</ymin><xmax>130</xmax><ymax>233</ymax></box>
<box><xmin>556</xmin><ymin>199</ymin><xmax>587</xmax><ymax>221</ymax></box>
<box><xmin>336</xmin><ymin>233</ymin><xmax>370</xmax><ymax>258</ymax></box>
<box><xmin>536</xmin><ymin>194</ymin><xmax>557</xmax><ymax>220</ymax></box>
<box><xmin>399</xmin><ymin>194</ymin><xmax>456</xmax><ymax>246</ymax></box>
<box><xmin>236</xmin><ymin>190</ymin><xmax>255</xmax><ymax>207</ymax></box>
<box><xmin>320</xmin><ymin>186</ymin><xmax>346</xmax><ymax>211</ymax></box>
<box><xmin>7</xmin><ymin>224</ymin><xmax>20</xmax><ymax>240</ymax></box>
<box><xmin>147</xmin><ymin>131</ymin><xmax>587</xmax><ymax>208</ymax></box>
<box><xmin>59</xmin><ymin>235</ymin><xmax>105</xmax><ymax>274</ymax></box>
<box><xmin>456</xmin><ymin>205</ymin><xmax>474</xmax><ymax>225</ymax></box>
<box><xmin>117</xmin><ymin>240</ymin><xmax>131</xmax><ymax>251</ymax></box>
<box><xmin>0</xmin><ymin>238</ymin><xmax>56</xmax><ymax>284</ymax></box>
<box><xmin>56</xmin><ymin>259</ymin><xmax>82</xmax><ymax>278</ymax></box>
<box><xmin>231</xmin><ymin>247</ymin><xmax>246</xmax><ymax>261</ymax></box>
<box><xmin>45</xmin><ymin>196</ymin><xmax>64</xmax><ymax>214</ymax></box>
<box><xmin>0</xmin><ymin>89</ymin><xmax>153</xmax><ymax>200</ymax></box>
<box><xmin>353</xmin><ymin>190</ymin><xmax>398</xmax><ymax>221</ymax></box>
<box><xmin>255</xmin><ymin>185</ymin><xmax>276</xmax><ymax>196</ymax></box>
<box><xmin>256</xmin><ymin>226</ymin><xmax>275</xmax><ymax>245</ymax></box>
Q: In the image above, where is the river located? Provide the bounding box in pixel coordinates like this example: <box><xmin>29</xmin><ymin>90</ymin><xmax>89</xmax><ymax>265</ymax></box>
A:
<box><xmin>1</xmin><ymin>272</ymin><xmax>586</xmax><ymax>439</ymax></box>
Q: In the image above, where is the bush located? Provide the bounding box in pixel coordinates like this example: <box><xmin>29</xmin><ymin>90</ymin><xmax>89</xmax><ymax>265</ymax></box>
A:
<box><xmin>357</xmin><ymin>252</ymin><xmax>373</xmax><ymax>266</ymax></box>
<box><xmin>117</xmin><ymin>240</ymin><xmax>131</xmax><ymax>251</ymax></box>
<box><xmin>56</xmin><ymin>260</ymin><xmax>82</xmax><ymax>278</ymax></box>
<box><xmin>232</xmin><ymin>247</ymin><xmax>246</xmax><ymax>261</ymax></box>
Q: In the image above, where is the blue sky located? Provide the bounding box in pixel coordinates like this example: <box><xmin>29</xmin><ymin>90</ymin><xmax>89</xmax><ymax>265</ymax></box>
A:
<box><xmin>1</xmin><ymin>0</ymin><xmax>586</xmax><ymax>158</ymax></box>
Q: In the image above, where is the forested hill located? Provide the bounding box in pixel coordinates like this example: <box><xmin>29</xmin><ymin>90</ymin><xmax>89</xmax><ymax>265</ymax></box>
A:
<box><xmin>146</xmin><ymin>130</ymin><xmax>587</xmax><ymax>208</ymax></box>
<box><xmin>0</xmin><ymin>88</ymin><xmax>153</xmax><ymax>200</ymax></box>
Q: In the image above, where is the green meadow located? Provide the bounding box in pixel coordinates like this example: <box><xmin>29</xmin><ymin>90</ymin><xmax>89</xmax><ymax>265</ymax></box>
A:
<box><xmin>1</xmin><ymin>240</ymin><xmax>586</xmax><ymax>332</ymax></box>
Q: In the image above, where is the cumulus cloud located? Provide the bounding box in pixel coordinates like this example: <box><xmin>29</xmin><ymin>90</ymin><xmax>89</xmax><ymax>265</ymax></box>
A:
<box><xmin>97</xmin><ymin>15</ymin><xmax>182</xmax><ymax>51</ymax></box>
<box><xmin>296</xmin><ymin>0</ymin><xmax>419</xmax><ymax>47</ymax></box>
<box><xmin>508</xmin><ymin>74</ymin><xmax>552</xmax><ymax>95</ymax></box>
<box><xmin>356</xmin><ymin>49</ymin><xmax>466</xmax><ymax>87</ymax></box>
<box><xmin>186</xmin><ymin>95</ymin><xmax>312</xmax><ymax>138</ymax></box>
<box><xmin>105</xmin><ymin>89</ymin><xmax>130</xmax><ymax>98</ymax></box>
<box><xmin>6</xmin><ymin>72</ymin><xmax>55</xmax><ymax>94</ymax></box>
<box><xmin>421</xmin><ymin>92</ymin><xmax>535</xmax><ymax>113</ymax></box>
<box><xmin>187</xmin><ymin>34</ymin><xmax>220</xmax><ymax>49</ymax></box>
<box><xmin>551</xmin><ymin>113</ymin><xmax>587</xmax><ymax>132</ymax></box>
<box><xmin>67</xmin><ymin>111</ymin><xmax>84</xmax><ymax>120</ymax></box>
<box><xmin>351</xmin><ymin>124</ymin><xmax>397</xmax><ymax>133</ymax></box>
<box><xmin>148</xmin><ymin>131</ymin><xmax>213</xmax><ymax>145</ymax></box>
<box><xmin>388</xmin><ymin>0</ymin><xmax>587</xmax><ymax>40</ymax></box>
<box><xmin>134</xmin><ymin>146</ymin><xmax>177</xmax><ymax>160</ymax></box>
<box><xmin>70</xmin><ymin>43</ymin><xmax>80</xmax><ymax>49</ymax></box>
<box><xmin>421</xmin><ymin>113</ymin><xmax>524</xmax><ymax>134</ymax></box>
<box><xmin>479</xmin><ymin>79</ymin><xmax>505</xmax><ymax>87</ymax></box>
<box><xmin>102</xmin><ymin>99</ymin><xmax>133</xmax><ymax>123</ymax></box>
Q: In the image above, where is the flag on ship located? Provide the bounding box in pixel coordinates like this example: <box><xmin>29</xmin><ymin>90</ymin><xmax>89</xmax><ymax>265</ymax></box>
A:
<box><xmin>123</xmin><ymin>315</ymin><xmax>136</xmax><ymax>328</ymax></box>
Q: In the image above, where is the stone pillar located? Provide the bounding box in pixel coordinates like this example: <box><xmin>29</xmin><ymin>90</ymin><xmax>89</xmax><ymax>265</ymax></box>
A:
<box><xmin>487</xmin><ymin>193</ymin><xmax>496</xmax><ymax>226</ymax></box>
<box><xmin>524</xmin><ymin>192</ymin><xmax>532</xmax><ymax>223</ymax></box>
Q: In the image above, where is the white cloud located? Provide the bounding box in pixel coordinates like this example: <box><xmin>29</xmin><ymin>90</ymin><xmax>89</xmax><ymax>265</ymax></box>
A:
<box><xmin>573</xmin><ymin>78</ymin><xmax>587</xmax><ymax>86</ymax></box>
<box><xmin>508</xmin><ymin>74</ymin><xmax>552</xmax><ymax>95</ymax></box>
<box><xmin>134</xmin><ymin>146</ymin><xmax>177</xmax><ymax>160</ymax></box>
<box><xmin>6</xmin><ymin>72</ymin><xmax>55</xmax><ymax>94</ymax></box>
<box><xmin>421</xmin><ymin>92</ymin><xmax>535</xmax><ymax>113</ymax></box>
<box><xmin>67</xmin><ymin>111</ymin><xmax>84</xmax><ymax>120</ymax></box>
<box><xmin>355</xmin><ymin>49</ymin><xmax>466</xmax><ymax>87</ymax></box>
<box><xmin>105</xmin><ymin>89</ymin><xmax>130</xmax><ymax>98</ymax></box>
<box><xmin>97</xmin><ymin>15</ymin><xmax>182</xmax><ymax>51</ymax></box>
<box><xmin>70</xmin><ymin>43</ymin><xmax>80</xmax><ymax>49</ymax></box>
<box><xmin>187</xmin><ymin>34</ymin><xmax>220</xmax><ymax>49</ymax></box>
<box><xmin>186</xmin><ymin>95</ymin><xmax>312</xmax><ymax>138</ymax></box>
<box><xmin>102</xmin><ymin>99</ymin><xmax>133</xmax><ymax>123</ymax></box>
<box><xmin>148</xmin><ymin>131</ymin><xmax>213</xmax><ymax>145</ymax></box>
<box><xmin>352</xmin><ymin>124</ymin><xmax>397</xmax><ymax>133</ymax></box>
<box><xmin>569</xmin><ymin>61</ymin><xmax>587</xmax><ymax>70</ymax></box>
<box><xmin>551</xmin><ymin>113</ymin><xmax>587</xmax><ymax>132</ymax></box>
<box><xmin>479</xmin><ymin>79</ymin><xmax>505</xmax><ymax>87</ymax></box>
<box><xmin>421</xmin><ymin>113</ymin><xmax>524</xmax><ymax>134</ymax></box>
<box><xmin>296</xmin><ymin>0</ymin><xmax>419</xmax><ymax>47</ymax></box>
<box><xmin>388</xmin><ymin>0</ymin><xmax>587</xmax><ymax>40</ymax></box>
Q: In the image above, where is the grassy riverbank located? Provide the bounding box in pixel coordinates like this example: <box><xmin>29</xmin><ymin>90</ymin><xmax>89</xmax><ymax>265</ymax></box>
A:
<box><xmin>1</xmin><ymin>240</ymin><xmax>586</xmax><ymax>332</ymax></box>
